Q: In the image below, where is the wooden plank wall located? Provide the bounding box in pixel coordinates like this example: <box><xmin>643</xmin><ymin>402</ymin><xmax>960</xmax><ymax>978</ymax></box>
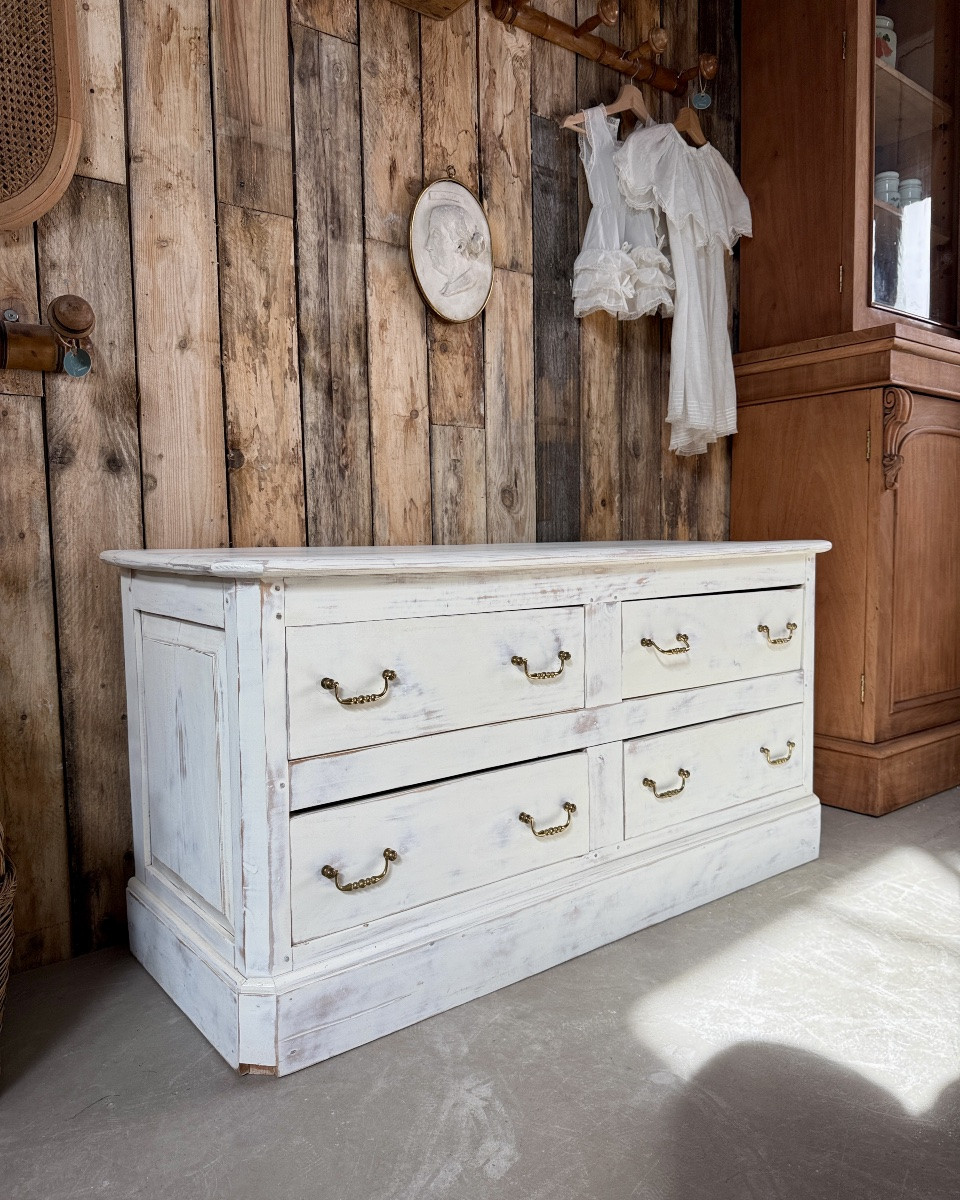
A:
<box><xmin>0</xmin><ymin>0</ymin><xmax>739</xmax><ymax>969</ymax></box>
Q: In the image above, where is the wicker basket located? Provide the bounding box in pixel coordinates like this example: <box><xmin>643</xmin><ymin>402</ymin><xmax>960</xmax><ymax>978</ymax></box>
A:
<box><xmin>0</xmin><ymin>823</ymin><xmax>15</xmax><ymax>1067</ymax></box>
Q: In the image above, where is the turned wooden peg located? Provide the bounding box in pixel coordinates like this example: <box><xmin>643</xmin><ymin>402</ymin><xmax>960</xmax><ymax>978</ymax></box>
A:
<box><xmin>627</xmin><ymin>26</ymin><xmax>668</xmax><ymax>62</ymax></box>
<box><xmin>679</xmin><ymin>52</ymin><xmax>719</xmax><ymax>85</ymax></box>
<box><xmin>574</xmin><ymin>0</ymin><xmax>618</xmax><ymax>38</ymax></box>
<box><xmin>491</xmin><ymin>0</ymin><xmax>530</xmax><ymax>22</ymax></box>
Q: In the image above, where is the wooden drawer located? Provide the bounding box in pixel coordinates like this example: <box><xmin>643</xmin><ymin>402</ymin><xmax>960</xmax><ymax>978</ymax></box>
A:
<box><xmin>624</xmin><ymin>704</ymin><xmax>804</xmax><ymax>839</ymax></box>
<box><xmin>286</xmin><ymin>607</ymin><xmax>584</xmax><ymax>758</ymax></box>
<box><xmin>622</xmin><ymin>588</ymin><xmax>803</xmax><ymax>698</ymax></box>
<box><xmin>290</xmin><ymin>752</ymin><xmax>590</xmax><ymax>943</ymax></box>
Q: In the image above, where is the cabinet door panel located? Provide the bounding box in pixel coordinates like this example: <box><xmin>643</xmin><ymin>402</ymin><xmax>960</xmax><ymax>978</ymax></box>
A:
<box><xmin>732</xmin><ymin>391</ymin><xmax>871</xmax><ymax>740</ymax></box>
<box><xmin>886</xmin><ymin>395</ymin><xmax>960</xmax><ymax>728</ymax></box>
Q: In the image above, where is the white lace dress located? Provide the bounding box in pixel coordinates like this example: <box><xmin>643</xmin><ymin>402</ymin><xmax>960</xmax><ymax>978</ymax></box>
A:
<box><xmin>572</xmin><ymin>106</ymin><xmax>674</xmax><ymax>320</ymax></box>
<box><xmin>614</xmin><ymin>122</ymin><xmax>752</xmax><ymax>454</ymax></box>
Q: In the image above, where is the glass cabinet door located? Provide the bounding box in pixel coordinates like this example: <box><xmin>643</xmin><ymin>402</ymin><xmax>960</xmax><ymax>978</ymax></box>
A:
<box><xmin>873</xmin><ymin>1</ymin><xmax>958</xmax><ymax>328</ymax></box>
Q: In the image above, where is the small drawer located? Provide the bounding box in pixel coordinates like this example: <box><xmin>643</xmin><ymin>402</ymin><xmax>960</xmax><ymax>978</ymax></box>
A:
<box><xmin>290</xmin><ymin>752</ymin><xmax>590</xmax><ymax>943</ymax></box>
<box><xmin>622</xmin><ymin>588</ymin><xmax>803</xmax><ymax>698</ymax></box>
<box><xmin>286</xmin><ymin>607</ymin><xmax>584</xmax><ymax>758</ymax></box>
<box><xmin>623</xmin><ymin>704</ymin><xmax>804</xmax><ymax>839</ymax></box>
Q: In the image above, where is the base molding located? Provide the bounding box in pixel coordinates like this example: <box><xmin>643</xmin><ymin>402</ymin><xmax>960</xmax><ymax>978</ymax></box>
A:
<box><xmin>129</xmin><ymin>796</ymin><xmax>820</xmax><ymax>1076</ymax></box>
<box><xmin>815</xmin><ymin>721</ymin><xmax>960</xmax><ymax>816</ymax></box>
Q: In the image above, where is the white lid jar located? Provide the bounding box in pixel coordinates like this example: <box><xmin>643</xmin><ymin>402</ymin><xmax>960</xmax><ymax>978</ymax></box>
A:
<box><xmin>876</xmin><ymin>15</ymin><xmax>897</xmax><ymax>68</ymax></box>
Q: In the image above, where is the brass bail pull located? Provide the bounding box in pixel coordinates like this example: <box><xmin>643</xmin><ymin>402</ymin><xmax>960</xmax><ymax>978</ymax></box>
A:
<box><xmin>321</xmin><ymin>849</ymin><xmax>398</xmax><ymax>893</ymax></box>
<box><xmin>511</xmin><ymin>650</ymin><xmax>571</xmax><ymax>681</ymax></box>
<box><xmin>758</xmin><ymin>622</ymin><xmax>797</xmax><ymax>646</ymax></box>
<box><xmin>760</xmin><ymin>741</ymin><xmax>796</xmax><ymax>766</ymax></box>
<box><xmin>519</xmin><ymin>802</ymin><xmax>577</xmax><ymax>837</ymax></box>
<box><xmin>640</xmin><ymin>633</ymin><xmax>690</xmax><ymax>656</ymax></box>
<box><xmin>320</xmin><ymin>669</ymin><xmax>397</xmax><ymax>706</ymax></box>
<box><xmin>642</xmin><ymin>768</ymin><xmax>691</xmax><ymax>799</ymax></box>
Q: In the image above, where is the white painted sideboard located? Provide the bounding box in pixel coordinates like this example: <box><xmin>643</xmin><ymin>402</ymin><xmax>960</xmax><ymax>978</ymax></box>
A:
<box><xmin>103</xmin><ymin>540</ymin><xmax>829</xmax><ymax>1075</ymax></box>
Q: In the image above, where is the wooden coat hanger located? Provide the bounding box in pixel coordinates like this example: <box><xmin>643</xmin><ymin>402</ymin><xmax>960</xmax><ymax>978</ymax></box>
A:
<box><xmin>673</xmin><ymin>103</ymin><xmax>708</xmax><ymax>146</ymax></box>
<box><xmin>561</xmin><ymin>78</ymin><xmax>650</xmax><ymax>133</ymax></box>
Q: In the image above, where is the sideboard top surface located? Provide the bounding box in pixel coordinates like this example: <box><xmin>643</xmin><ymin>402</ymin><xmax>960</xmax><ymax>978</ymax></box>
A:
<box><xmin>101</xmin><ymin>540</ymin><xmax>830</xmax><ymax>579</ymax></box>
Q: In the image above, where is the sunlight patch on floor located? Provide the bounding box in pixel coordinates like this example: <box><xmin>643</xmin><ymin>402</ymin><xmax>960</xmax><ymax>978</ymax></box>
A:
<box><xmin>631</xmin><ymin>846</ymin><xmax>960</xmax><ymax>1114</ymax></box>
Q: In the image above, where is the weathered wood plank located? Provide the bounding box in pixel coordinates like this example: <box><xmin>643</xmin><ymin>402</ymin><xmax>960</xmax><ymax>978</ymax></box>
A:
<box><xmin>574</xmin><ymin>0</ymin><xmax>622</xmax><ymax>542</ymax></box>
<box><xmin>696</xmin><ymin>0</ymin><xmax>740</xmax><ymax>541</ymax></box>
<box><xmin>0</xmin><ymin>395</ymin><xmax>71</xmax><ymax>970</ymax></box>
<box><xmin>74</xmin><ymin>0</ymin><xmax>127</xmax><ymax>184</ymax></box>
<box><xmin>293</xmin><ymin>25</ymin><xmax>372</xmax><ymax>546</ymax></box>
<box><xmin>478</xmin><ymin>3</ymin><xmax>532</xmax><ymax>273</ymax></box>
<box><xmin>421</xmin><ymin>1</ymin><xmax>484</xmax><ymax>429</ymax></box>
<box><xmin>365</xmin><ymin>239</ymin><xmax>432</xmax><ymax>545</ymax></box>
<box><xmin>431</xmin><ymin>424</ymin><xmax>486</xmax><ymax>545</ymax></box>
<box><xmin>485</xmin><ymin>268</ymin><xmax>535</xmax><ymax>542</ymax></box>
<box><xmin>620</xmin><ymin>317</ymin><xmax>663</xmax><ymax>540</ymax></box>
<box><xmin>425</xmin><ymin>319</ymin><xmax>484</xmax><ymax>428</ymax></box>
<box><xmin>0</xmin><ymin>226</ymin><xmax>42</xmax><ymax>398</ymax></box>
<box><xmin>532</xmin><ymin>114</ymin><xmax>580</xmax><ymax>543</ymax></box>
<box><xmin>291</xmin><ymin>0</ymin><xmax>357</xmax><ymax>41</ymax></box>
<box><xmin>530</xmin><ymin>0</ymin><xmax>576</xmax><ymax>120</ymax></box>
<box><xmin>660</xmin><ymin>0</ymin><xmax>700</xmax><ymax>539</ymax></box>
<box><xmin>359</xmin><ymin>0</ymin><xmax>422</xmax><ymax>247</ymax></box>
<box><xmin>211</xmin><ymin>0</ymin><xmax>294</xmax><ymax>217</ymax></box>
<box><xmin>37</xmin><ymin>175</ymin><xmax>142</xmax><ymax>954</ymax></box>
<box><xmin>124</xmin><ymin>0</ymin><xmax>229</xmax><ymax>549</ymax></box>
<box><xmin>619</xmin><ymin>0</ymin><xmax>664</xmax><ymax>541</ymax></box>
<box><xmin>218</xmin><ymin>203</ymin><xmax>305</xmax><ymax>547</ymax></box>
<box><xmin>580</xmin><ymin>312</ymin><xmax>621</xmax><ymax>539</ymax></box>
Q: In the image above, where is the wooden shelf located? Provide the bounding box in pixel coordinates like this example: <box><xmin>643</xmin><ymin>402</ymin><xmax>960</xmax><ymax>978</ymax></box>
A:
<box><xmin>875</xmin><ymin>60</ymin><xmax>953</xmax><ymax>148</ymax></box>
<box><xmin>873</xmin><ymin>198</ymin><xmax>950</xmax><ymax>247</ymax></box>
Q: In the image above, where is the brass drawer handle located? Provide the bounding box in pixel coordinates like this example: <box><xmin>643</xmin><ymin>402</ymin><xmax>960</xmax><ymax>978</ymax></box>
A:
<box><xmin>640</xmin><ymin>633</ymin><xmax>690</xmax><ymax>656</ymax></box>
<box><xmin>643</xmin><ymin>768</ymin><xmax>690</xmax><ymax>799</ymax></box>
<box><xmin>321</xmin><ymin>848</ymin><xmax>398</xmax><ymax>892</ymax></box>
<box><xmin>760</xmin><ymin>741</ymin><xmax>796</xmax><ymax>766</ymax></box>
<box><xmin>511</xmin><ymin>649</ymin><xmax>572</xmax><ymax>680</ymax></box>
<box><xmin>758</xmin><ymin>621</ymin><xmax>797</xmax><ymax>646</ymax></box>
<box><xmin>519</xmin><ymin>801</ymin><xmax>577</xmax><ymax>837</ymax></box>
<box><xmin>320</xmin><ymin>669</ymin><xmax>397</xmax><ymax>706</ymax></box>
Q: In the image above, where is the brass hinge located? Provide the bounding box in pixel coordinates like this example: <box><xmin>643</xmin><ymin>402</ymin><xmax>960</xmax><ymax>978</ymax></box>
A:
<box><xmin>860</xmin><ymin>673</ymin><xmax>865</xmax><ymax>704</ymax></box>
<box><xmin>839</xmin><ymin>263</ymin><xmax>844</xmax><ymax>292</ymax></box>
<box><xmin>866</xmin><ymin>428</ymin><xmax>872</xmax><ymax>460</ymax></box>
<box><xmin>842</xmin><ymin>30</ymin><xmax>847</xmax><ymax>60</ymax></box>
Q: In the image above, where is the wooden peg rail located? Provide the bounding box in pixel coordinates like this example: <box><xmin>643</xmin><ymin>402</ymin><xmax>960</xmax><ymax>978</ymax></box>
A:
<box><xmin>490</xmin><ymin>1</ymin><xmax>717</xmax><ymax>98</ymax></box>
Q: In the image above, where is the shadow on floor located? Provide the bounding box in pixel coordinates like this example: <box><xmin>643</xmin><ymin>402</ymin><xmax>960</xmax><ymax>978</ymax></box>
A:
<box><xmin>661</xmin><ymin>1042</ymin><xmax>960</xmax><ymax>1200</ymax></box>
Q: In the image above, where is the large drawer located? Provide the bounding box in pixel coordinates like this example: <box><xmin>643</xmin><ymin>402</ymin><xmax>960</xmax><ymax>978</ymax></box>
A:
<box><xmin>624</xmin><ymin>704</ymin><xmax>805</xmax><ymax>839</ymax></box>
<box><xmin>286</xmin><ymin>607</ymin><xmax>584</xmax><ymax>758</ymax></box>
<box><xmin>290</xmin><ymin>752</ymin><xmax>590</xmax><ymax>943</ymax></box>
<box><xmin>622</xmin><ymin>588</ymin><xmax>803</xmax><ymax>698</ymax></box>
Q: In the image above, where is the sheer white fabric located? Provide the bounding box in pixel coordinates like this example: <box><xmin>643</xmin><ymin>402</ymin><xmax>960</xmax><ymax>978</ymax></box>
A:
<box><xmin>572</xmin><ymin>106</ymin><xmax>674</xmax><ymax>320</ymax></box>
<box><xmin>614</xmin><ymin>122</ymin><xmax>752</xmax><ymax>455</ymax></box>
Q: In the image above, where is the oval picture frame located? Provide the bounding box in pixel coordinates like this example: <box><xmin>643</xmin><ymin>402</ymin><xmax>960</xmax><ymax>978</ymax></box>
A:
<box><xmin>409</xmin><ymin>180</ymin><xmax>494</xmax><ymax>324</ymax></box>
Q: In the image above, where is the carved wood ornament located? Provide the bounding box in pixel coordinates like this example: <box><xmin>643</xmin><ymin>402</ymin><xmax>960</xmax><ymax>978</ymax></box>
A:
<box><xmin>882</xmin><ymin>387</ymin><xmax>913</xmax><ymax>489</ymax></box>
<box><xmin>0</xmin><ymin>0</ymin><xmax>83</xmax><ymax>231</ymax></box>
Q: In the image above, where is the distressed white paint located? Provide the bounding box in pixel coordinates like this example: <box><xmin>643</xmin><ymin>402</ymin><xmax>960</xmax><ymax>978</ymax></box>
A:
<box><xmin>287</xmin><ymin>607</ymin><xmax>585</xmax><ymax>758</ymax></box>
<box><xmin>622</xmin><ymin>587</ymin><xmax>805</xmax><ymax>698</ymax></box>
<box><xmin>623</xmin><ymin>703</ymin><xmax>805</xmax><ymax>840</ymax></box>
<box><xmin>138</xmin><ymin>614</ymin><xmax>234</xmax><ymax>931</ymax></box>
<box><xmin>106</xmin><ymin>540</ymin><xmax>828</xmax><ymax>1075</ymax></box>
<box><xmin>291</xmin><ymin>754</ymin><xmax>590</xmax><ymax>943</ymax></box>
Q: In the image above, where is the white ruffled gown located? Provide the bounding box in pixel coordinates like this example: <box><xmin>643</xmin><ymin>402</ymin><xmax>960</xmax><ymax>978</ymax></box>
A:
<box><xmin>614</xmin><ymin>123</ymin><xmax>752</xmax><ymax>455</ymax></box>
<box><xmin>572</xmin><ymin>106</ymin><xmax>674</xmax><ymax>321</ymax></box>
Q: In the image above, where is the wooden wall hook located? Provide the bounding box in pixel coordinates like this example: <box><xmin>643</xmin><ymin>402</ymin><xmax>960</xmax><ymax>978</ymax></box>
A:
<box><xmin>574</xmin><ymin>0</ymin><xmax>618</xmax><ymax>39</ymax></box>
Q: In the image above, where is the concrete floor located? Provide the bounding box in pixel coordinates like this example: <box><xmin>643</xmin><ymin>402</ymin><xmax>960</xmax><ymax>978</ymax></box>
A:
<box><xmin>1</xmin><ymin>792</ymin><xmax>958</xmax><ymax>1200</ymax></box>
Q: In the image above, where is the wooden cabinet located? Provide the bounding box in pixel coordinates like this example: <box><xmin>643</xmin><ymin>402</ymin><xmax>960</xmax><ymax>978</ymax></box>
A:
<box><xmin>104</xmin><ymin>542</ymin><xmax>825</xmax><ymax>1075</ymax></box>
<box><xmin>740</xmin><ymin>0</ymin><xmax>960</xmax><ymax>353</ymax></box>
<box><xmin>731</xmin><ymin>324</ymin><xmax>960</xmax><ymax>815</ymax></box>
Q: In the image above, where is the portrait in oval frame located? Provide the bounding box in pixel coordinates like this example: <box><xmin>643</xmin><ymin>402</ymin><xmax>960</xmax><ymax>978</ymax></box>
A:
<box><xmin>409</xmin><ymin>180</ymin><xmax>494</xmax><ymax>323</ymax></box>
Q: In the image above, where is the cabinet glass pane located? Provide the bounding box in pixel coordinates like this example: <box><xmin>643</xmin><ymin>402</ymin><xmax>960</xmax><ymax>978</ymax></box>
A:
<box><xmin>872</xmin><ymin>1</ymin><xmax>958</xmax><ymax>328</ymax></box>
